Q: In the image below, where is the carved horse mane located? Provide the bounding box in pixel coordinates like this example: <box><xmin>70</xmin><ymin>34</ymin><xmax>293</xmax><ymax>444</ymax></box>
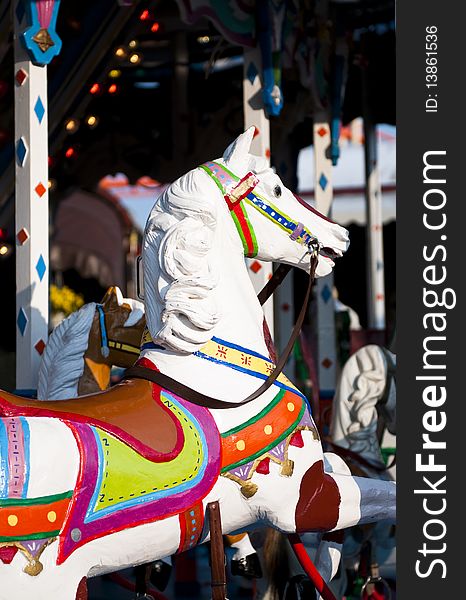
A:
<box><xmin>330</xmin><ymin>344</ymin><xmax>396</xmax><ymax>473</ymax></box>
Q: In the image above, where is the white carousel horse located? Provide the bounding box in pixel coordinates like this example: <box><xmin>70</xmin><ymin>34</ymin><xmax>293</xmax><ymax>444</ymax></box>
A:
<box><xmin>0</xmin><ymin>128</ymin><xmax>395</xmax><ymax>600</ymax></box>
<box><xmin>37</xmin><ymin>286</ymin><xmax>262</xmax><ymax>581</ymax></box>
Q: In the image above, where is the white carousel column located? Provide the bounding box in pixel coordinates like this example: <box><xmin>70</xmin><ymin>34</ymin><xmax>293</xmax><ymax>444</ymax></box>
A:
<box><xmin>363</xmin><ymin>120</ymin><xmax>386</xmax><ymax>330</ymax></box>
<box><xmin>243</xmin><ymin>46</ymin><xmax>274</xmax><ymax>339</ymax></box>
<box><xmin>14</xmin><ymin>5</ymin><xmax>49</xmax><ymax>393</ymax></box>
<box><xmin>313</xmin><ymin>114</ymin><xmax>336</xmax><ymax>397</ymax></box>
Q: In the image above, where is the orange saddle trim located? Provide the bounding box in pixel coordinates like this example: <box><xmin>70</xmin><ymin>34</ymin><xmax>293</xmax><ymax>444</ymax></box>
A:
<box><xmin>0</xmin><ymin>380</ymin><xmax>183</xmax><ymax>462</ymax></box>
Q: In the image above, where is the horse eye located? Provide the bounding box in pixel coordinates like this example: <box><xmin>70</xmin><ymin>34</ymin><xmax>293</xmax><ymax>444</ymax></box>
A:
<box><xmin>273</xmin><ymin>185</ymin><xmax>282</xmax><ymax>198</ymax></box>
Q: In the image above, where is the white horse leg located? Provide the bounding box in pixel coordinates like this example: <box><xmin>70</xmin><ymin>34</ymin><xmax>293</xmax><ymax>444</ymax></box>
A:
<box><xmin>228</xmin><ymin>532</ymin><xmax>256</xmax><ymax>561</ymax></box>
<box><xmin>228</xmin><ymin>532</ymin><xmax>263</xmax><ymax>579</ymax></box>
<box><xmin>331</xmin><ymin>474</ymin><xmax>396</xmax><ymax>530</ymax></box>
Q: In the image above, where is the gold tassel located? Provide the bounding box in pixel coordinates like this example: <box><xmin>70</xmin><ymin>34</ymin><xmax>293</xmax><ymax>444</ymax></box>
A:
<box><xmin>24</xmin><ymin>559</ymin><xmax>43</xmax><ymax>576</ymax></box>
<box><xmin>241</xmin><ymin>481</ymin><xmax>258</xmax><ymax>498</ymax></box>
<box><xmin>280</xmin><ymin>458</ymin><xmax>294</xmax><ymax>477</ymax></box>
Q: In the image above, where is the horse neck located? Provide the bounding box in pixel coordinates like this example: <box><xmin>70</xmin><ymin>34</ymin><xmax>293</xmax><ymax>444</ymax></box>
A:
<box><xmin>214</xmin><ymin>245</ymin><xmax>270</xmax><ymax>356</ymax></box>
<box><xmin>141</xmin><ymin>220</ymin><xmax>275</xmax><ymax>403</ymax></box>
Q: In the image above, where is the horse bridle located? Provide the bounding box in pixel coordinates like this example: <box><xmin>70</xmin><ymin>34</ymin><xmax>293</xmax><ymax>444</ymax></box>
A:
<box><xmin>125</xmin><ymin>161</ymin><xmax>322</xmax><ymax>409</ymax></box>
<box><xmin>199</xmin><ymin>160</ymin><xmax>322</xmax><ymax>258</ymax></box>
<box><xmin>96</xmin><ymin>304</ymin><xmax>141</xmax><ymax>359</ymax></box>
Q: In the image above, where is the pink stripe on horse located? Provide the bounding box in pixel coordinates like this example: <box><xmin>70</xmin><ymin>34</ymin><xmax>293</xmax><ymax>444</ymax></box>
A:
<box><xmin>6</xmin><ymin>417</ymin><xmax>26</xmax><ymax>498</ymax></box>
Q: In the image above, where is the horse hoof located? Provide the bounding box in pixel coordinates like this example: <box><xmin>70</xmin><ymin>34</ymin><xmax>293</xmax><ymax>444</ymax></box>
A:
<box><xmin>231</xmin><ymin>553</ymin><xmax>263</xmax><ymax>580</ymax></box>
<box><xmin>149</xmin><ymin>559</ymin><xmax>172</xmax><ymax>591</ymax></box>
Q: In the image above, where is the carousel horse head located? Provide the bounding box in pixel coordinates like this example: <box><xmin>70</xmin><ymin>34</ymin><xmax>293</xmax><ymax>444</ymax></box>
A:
<box><xmin>142</xmin><ymin>127</ymin><xmax>349</xmax><ymax>353</ymax></box>
<box><xmin>37</xmin><ymin>286</ymin><xmax>145</xmax><ymax>399</ymax></box>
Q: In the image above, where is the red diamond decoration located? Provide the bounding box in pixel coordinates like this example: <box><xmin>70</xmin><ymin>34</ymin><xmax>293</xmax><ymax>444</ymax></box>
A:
<box><xmin>35</xmin><ymin>182</ymin><xmax>46</xmax><ymax>197</ymax></box>
<box><xmin>15</xmin><ymin>68</ymin><xmax>28</xmax><ymax>86</ymax></box>
<box><xmin>35</xmin><ymin>339</ymin><xmax>46</xmax><ymax>355</ymax></box>
<box><xmin>281</xmin><ymin>303</ymin><xmax>290</xmax><ymax>312</ymax></box>
<box><xmin>321</xmin><ymin>358</ymin><xmax>333</xmax><ymax>369</ymax></box>
<box><xmin>256</xmin><ymin>457</ymin><xmax>270</xmax><ymax>475</ymax></box>
<box><xmin>253</xmin><ymin>126</ymin><xmax>260</xmax><ymax>138</ymax></box>
<box><xmin>249</xmin><ymin>260</ymin><xmax>262</xmax><ymax>274</ymax></box>
<box><xmin>317</xmin><ymin>126</ymin><xmax>327</xmax><ymax>137</ymax></box>
<box><xmin>289</xmin><ymin>431</ymin><xmax>304</xmax><ymax>448</ymax></box>
<box><xmin>376</xmin><ymin>294</ymin><xmax>385</xmax><ymax>301</ymax></box>
<box><xmin>16</xmin><ymin>228</ymin><xmax>30</xmax><ymax>245</ymax></box>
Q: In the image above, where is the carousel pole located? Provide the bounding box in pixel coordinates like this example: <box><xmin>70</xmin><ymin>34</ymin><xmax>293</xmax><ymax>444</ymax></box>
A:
<box><xmin>13</xmin><ymin>0</ymin><xmax>62</xmax><ymax>395</ymax></box>
<box><xmin>313</xmin><ymin>113</ymin><xmax>336</xmax><ymax>403</ymax></box>
<box><xmin>362</xmin><ymin>62</ymin><xmax>386</xmax><ymax>333</ymax></box>
<box><xmin>312</xmin><ymin>3</ymin><xmax>347</xmax><ymax>417</ymax></box>
<box><xmin>243</xmin><ymin>46</ymin><xmax>275</xmax><ymax>338</ymax></box>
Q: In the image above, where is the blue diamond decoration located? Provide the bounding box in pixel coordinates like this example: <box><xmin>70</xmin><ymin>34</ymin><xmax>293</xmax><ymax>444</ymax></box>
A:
<box><xmin>321</xmin><ymin>284</ymin><xmax>331</xmax><ymax>303</ymax></box>
<box><xmin>247</xmin><ymin>62</ymin><xmax>258</xmax><ymax>84</ymax></box>
<box><xmin>17</xmin><ymin>308</ymin><xmax>28</xmax><ymax>336</ymax></box>
<box><xmin>15</xmin><ymin>1</ymin><xmax>25</xmax><ymax>24</ymax></box>
<box><xmin>318</xmin><ymin>173</ymin><xmax>328</xmax><ymax>191</ymax></box>
<box><xmin>16</xmin><ymin>137</ymin><xmax>28</xmax><ymax>166</ymax></box>
<box><xmin>36</xmin><ymin>255</ymin><xmax>46</xmax><ymax>281</ymax></box>
<box><xmin>34</xmin><ymin>97</ymin><xmax>45</xmax><ymax>124</ymax></box>
<box><xmin>376</xmin><ymin>260</ymin><xmax>384</xmax><ymax>271</ymax></box>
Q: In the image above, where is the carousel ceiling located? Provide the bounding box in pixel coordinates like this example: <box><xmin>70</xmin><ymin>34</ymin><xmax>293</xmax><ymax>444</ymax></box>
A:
<box><xmin>0</xmin><ymin>0</ymin><xmax>395</xmax><ymax>220</ymax></box>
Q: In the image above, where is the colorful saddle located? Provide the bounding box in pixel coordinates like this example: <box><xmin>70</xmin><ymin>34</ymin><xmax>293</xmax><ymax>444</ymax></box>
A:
<box><xmin>0</xmin><ymin>381</ymin><xmax>220</xmax><ymax>565</ymax></box>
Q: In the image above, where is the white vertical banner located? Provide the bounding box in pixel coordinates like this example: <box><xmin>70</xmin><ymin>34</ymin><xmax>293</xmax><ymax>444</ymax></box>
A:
<box><xmin>313</xmin><ymin>113</ymin><xmax>336</xmax><ymax>396</ymax></box>
<box><xmin>243</xmin><ymin>46</ymin><xmax>274</xmax><ymax>339</ymax></box>
<box><xmin>14</xmin><ymin>4</ymin><xmax>49</xmax><ymax>393</ymax></box>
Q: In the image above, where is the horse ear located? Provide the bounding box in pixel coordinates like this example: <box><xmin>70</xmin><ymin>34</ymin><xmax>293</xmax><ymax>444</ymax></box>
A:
<box><xmin>222</xmin><ymin>127</ymin><xmax>255</xmax><ymax>173</ymax></box>
<box><xmin>101</xmin><ymin>286</ymin><xmax>121</xmax><ymax>308</ymax></box>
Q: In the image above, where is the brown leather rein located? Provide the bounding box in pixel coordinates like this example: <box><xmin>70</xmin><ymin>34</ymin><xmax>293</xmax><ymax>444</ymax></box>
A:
<box><xmin>124</xmin><ymin>256</ymin><xmax>317</xmax><ymax>410</ymax></box>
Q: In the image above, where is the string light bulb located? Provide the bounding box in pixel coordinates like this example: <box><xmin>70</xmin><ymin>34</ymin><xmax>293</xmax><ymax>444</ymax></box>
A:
<box><xmin>65</xmin><ymin>118</ymin><xmax>79</xmax><ymax>133</ymax></box>
<box><xmin>65</xmin><ymin>147</ymin><xmax>76</xmax><ymax>159</ymax></box>
<box><xmin>109</xmin><ymin>69</ymin><xmax>121</xmax><ymax>79</ymax></box>
<box><xmin>151</xmin><ymin>22</ymin><xmax>160</xmax><ymax>32</ymax></box>
<box><xmin>108</xmin><ymin>83</ymin><xmax>118</xmax><ymax>94</ymax></box>
<box><xmin>89</xmin><ymin>83</ymin><xmax>101</xmax><ymax>95</ymax></box>
<box><xmin>115</xmin><ymin>47</ymin><xmax>126</xmax><ymax>58</ymax></box>
<box><xmin>128</xmin><ymin>40</ymin><xmax>138</xmax><ymax>49</ymax></box>
<box><xmin>129</xmin><ymin>53</ymin><xmax>142</xmax><ymax>65</ymax></box>
<box><xmin>86</xmin><ymin>115</ymin><xmax>99</xmax><ymax>128</ymax></box>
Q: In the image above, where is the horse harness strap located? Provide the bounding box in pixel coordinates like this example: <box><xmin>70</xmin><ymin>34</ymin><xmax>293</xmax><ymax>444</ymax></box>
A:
<box><xmin>124</xmin><ymin>255</ymin><xmax>317</xmax><ymax>410</ymax></box>
<box><xmin>107</xmin><ymin>340</ymin><xmax>141</xmax><ymax>356</ymax></box>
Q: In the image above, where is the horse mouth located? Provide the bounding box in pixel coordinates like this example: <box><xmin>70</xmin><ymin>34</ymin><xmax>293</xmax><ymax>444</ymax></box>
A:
<box><xmin>320</xmin><ymin>247</ymin><xmax>343</xmax><ymax>264</ymax></box>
